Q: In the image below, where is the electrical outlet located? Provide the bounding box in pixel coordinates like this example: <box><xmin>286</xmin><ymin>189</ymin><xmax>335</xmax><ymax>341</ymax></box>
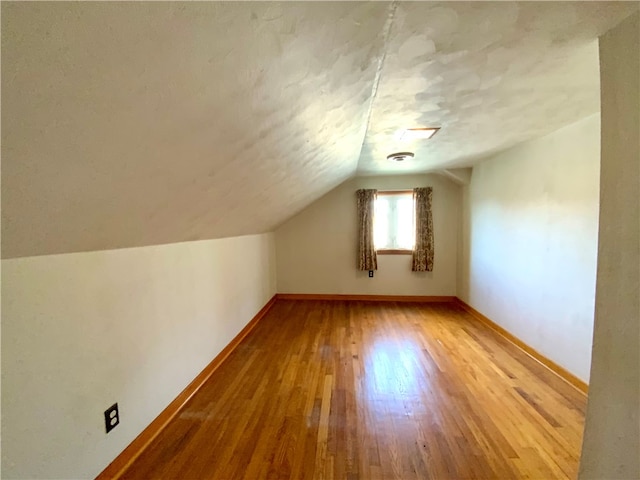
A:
<box><xmin>369</xmin><ymin>270</ymin><xmax>374</xmax><ymax>278</ymax></box>
<box><xmin>104</xmin><ymin>403</ymin><xmax>119</xmax><ymax>433</ymax></box>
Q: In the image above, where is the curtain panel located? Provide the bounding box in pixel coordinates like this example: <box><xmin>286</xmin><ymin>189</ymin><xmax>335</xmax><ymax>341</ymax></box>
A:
<box><xmin>412</xmin><ymin>187</ymin><xmax>434</xmax><ymax>272</ymax></box>
<box><xmin>356</xmin><ymin>189</ymin><xmax>378</xmax><ymax>271</ymax></box>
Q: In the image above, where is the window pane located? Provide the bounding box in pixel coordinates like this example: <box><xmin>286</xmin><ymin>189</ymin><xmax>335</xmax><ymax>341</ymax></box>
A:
<box><xmin>374</xmin><ymin>192</ymin><xmax>415</xmax><ymax>251</ymax></box>
<box><xmin>374</xmin><ymin>197</ymin><xmax>390</xmax><ymax>249</ymax></box>
<box><xmin>396</xmin><ymin>196</ymin><xmax>414</xmax><ymax>249</ymax></box>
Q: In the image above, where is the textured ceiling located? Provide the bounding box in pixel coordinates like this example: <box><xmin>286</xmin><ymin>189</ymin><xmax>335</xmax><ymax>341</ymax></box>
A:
<box><xmin>358</xmin><ymin>2</ymin><xmax>637</xmax><ymax>174</ymax></box>
<box><xmin>1</xmin><ymin>2</ymin><xmax>637</xmax><ymax>258</ymax></box>
<box><xmin>1</xmin><ymin>2</ymin><xmax>391</xmax><ymax>258</ymax></box>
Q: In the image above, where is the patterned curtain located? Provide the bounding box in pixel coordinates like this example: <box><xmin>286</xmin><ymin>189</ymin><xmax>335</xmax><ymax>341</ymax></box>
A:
<box><xmin>356</xmin><ymin>189</ymin><xmax>378</xmax><ymax>270</ymax></box>
<box><xmin>412</xmin><ymin>187</ymin><xmax>434</xmax><ymax>272</ymax></box>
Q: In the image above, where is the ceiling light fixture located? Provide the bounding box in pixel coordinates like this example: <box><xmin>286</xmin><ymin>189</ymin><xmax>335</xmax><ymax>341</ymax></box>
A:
<box><xmin>387</xmin><ymin>152</ymin><xmax>415</xmax><ymax>162</ymax></box>
<box><xmin>400</xmin><ymin>127</ymin><xmax>440</xmax><ymax>141</ymax></box>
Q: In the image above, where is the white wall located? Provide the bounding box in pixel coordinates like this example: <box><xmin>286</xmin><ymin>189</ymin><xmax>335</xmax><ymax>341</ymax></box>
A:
<box><xmin>460</xmin><ymin>114</ymin><xmax>601</xmax><ymax>382</ymax></box>
<box><xmin>1</xmin><ymin>233</ymin><xmax>277</xmax><ymax>479</ymax></box>
<box><xmin>580</xmin><ymin>12</ymin><xmax>639</xmax><ymax>479</ymax></box>
<box><xmin>276</xmin><ymin>174</ymin><xmax>459</xmax><ymax>296</ymax></box>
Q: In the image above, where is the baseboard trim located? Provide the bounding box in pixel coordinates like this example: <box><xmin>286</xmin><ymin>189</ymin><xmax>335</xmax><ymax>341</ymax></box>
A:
<box><xmin>95</xmin><ymin>294</ymin><xmax>278</xmax><ymax>480</ymax></box>
<box><xmin>276</xmin><ymin>293</ymin><xmax>456</xmax><ymax>303</ymax></box>
<box><xmin>455</xmin><ymin>298</ymin><xmax>588</xmax><ymax>395</ymax></box>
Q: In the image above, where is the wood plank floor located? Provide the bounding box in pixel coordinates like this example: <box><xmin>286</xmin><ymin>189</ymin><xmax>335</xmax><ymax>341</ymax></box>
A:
<box><xmin>120</xmin><ymin>300</ymin><xmax>587</xmax><ymax>480</ymax></box>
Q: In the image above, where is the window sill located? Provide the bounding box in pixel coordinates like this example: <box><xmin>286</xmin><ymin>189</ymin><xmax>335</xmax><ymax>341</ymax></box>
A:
<box><xmin>377</xmin><ymin>249</ymin><xmax>413</xmax><ymax>255</ymax></box>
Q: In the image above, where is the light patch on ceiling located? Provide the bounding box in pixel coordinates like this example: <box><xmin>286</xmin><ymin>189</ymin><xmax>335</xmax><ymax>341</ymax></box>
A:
<box><xmin>396</xmin><ymin>128</ymin><xmax>440</xmax><ymax>141</ymax></box>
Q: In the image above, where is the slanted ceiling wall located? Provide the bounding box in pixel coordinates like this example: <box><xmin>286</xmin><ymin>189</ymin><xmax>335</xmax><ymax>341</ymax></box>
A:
<box><xmin>459</xmin><ymin>114</ymin><xmax>601</xmax><ymax>382</ymax></box>
<box><xmin>1</xmin><ymin>234</ymin><xmax>276</xmax><ymax>479</ymax></box>
<box><xmin>275</xmin><ymin>174</ymin><xmax>460</xmax><ymax>296</ymax></box>
<box><xmin>3</xmin><ymin>2</ymin><xmax>635</xmax><ymax>259</ymax></box>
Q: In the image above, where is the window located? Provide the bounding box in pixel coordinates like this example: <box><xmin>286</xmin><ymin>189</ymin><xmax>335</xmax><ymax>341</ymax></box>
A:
<box><xmin>374</xmin><ymin>191</ymin><xmax>415</xmax><ymax>254</ymax></box>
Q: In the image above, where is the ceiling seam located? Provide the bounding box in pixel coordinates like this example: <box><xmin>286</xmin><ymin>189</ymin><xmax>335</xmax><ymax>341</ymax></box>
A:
<box><xmin>354</xmin><ymin>0</ymin><xmax>398</xmax><ymax>174</ymax></box>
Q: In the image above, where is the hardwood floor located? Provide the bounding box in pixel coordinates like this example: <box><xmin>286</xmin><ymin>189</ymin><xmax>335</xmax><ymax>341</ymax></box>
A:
<box><xmin>120</xmin><ymin>300</ymin><xmax>586</xmax><ymax>480</ymax></box>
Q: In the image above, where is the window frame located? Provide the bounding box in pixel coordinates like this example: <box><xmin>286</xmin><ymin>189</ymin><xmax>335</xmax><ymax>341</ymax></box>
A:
<box><xmin>375</xmin><ymin>190</ymin><xmax>415</xmax><ymax>256</ymax></box>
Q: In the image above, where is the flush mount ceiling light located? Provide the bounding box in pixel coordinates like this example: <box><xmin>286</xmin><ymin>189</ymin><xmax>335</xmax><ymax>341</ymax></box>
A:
<box><xmin>387</xmin><ymin>152</ymin><xmax>415</xmax><ymax>162</ymax></box>
<box><xmin>399</xmin><ymin>127</ymin><xmax>440</xmax><ymax>141</ymax></box>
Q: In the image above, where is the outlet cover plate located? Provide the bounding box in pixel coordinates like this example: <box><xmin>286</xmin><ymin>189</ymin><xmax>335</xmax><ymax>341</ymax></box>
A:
<box><xmin>104</xmin><ymin>403</ymin><xmax>120</xmax><ymax>433</ymax></box>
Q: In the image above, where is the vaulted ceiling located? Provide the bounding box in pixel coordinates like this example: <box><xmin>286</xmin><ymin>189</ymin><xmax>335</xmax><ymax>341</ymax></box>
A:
<box><xmin>2</xmin><ymin>2</ymin><xmax>636</xmax><ymax>258</ymax></box>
